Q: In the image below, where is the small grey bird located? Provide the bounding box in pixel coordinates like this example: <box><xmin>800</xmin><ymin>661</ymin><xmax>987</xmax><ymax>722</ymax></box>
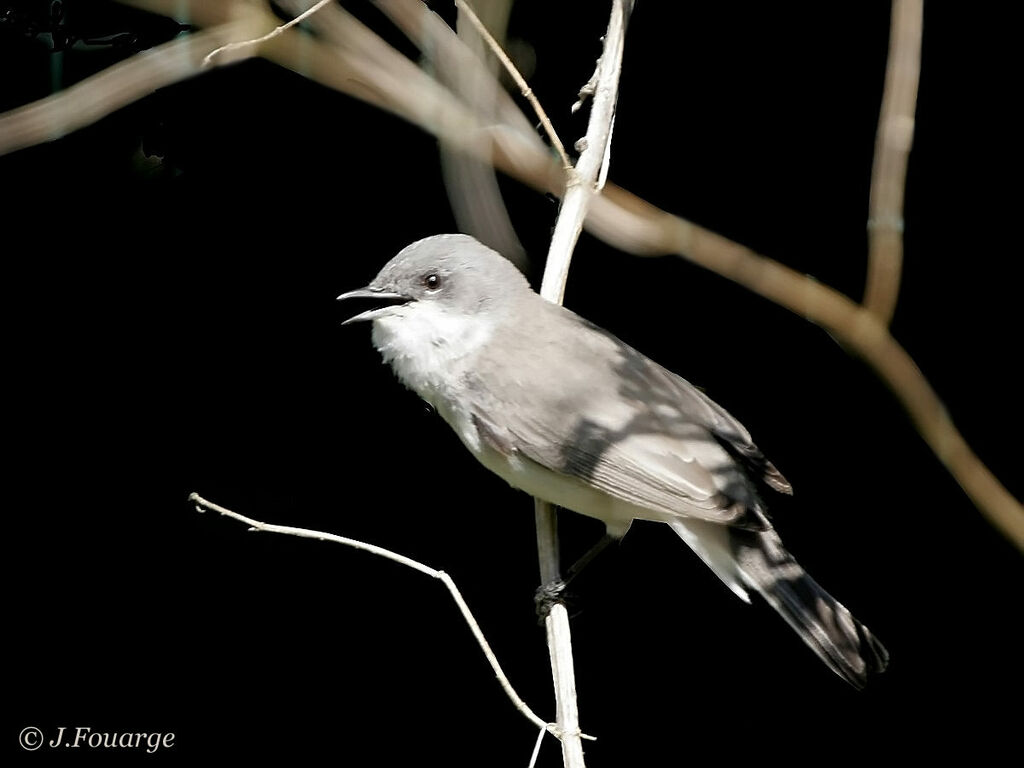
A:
<box><xmin>338</xmin><ymin>234</ymin><xmax>888</xmax><ymax>688</ymax></box>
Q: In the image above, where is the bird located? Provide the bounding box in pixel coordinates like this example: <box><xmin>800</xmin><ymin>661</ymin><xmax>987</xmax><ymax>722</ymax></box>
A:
<box><xmin>338</xmin><ymin>233</ymin><xmax>889</xmax><ymax>688</ymax></box>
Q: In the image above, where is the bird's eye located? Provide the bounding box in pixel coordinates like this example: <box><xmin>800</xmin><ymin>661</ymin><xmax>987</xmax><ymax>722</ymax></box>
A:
<box><xmin>423</xmin><ymin>273</ymin><xmax>442</xmax><ymax>291</ymax></box>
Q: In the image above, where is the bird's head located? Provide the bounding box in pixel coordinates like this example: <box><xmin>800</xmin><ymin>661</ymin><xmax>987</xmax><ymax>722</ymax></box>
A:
<box><xmin>338</xmin><ymin>234</ymin><xmax>532</xmax><ymax>393</ymax></box>
<box><xmin>338</xmin><ymin>233</ymin><xmax>529</xmax><ymax>326</ymax></box>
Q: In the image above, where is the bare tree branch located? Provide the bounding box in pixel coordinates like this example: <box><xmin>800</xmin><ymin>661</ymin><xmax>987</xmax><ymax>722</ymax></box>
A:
<box><xmin>186</xmin><ymin>492</ymin><xmax>589</xmax><ymax>746</ymax></box>
<box><xmin>864</xmin><ymin>0</ymin><xmax>923</xmax><ymax>323</ymax></box>
<box><xmin>528</xmin><ymin>725</ymin><xmax>547</xmax><ymax>768</ymax></box>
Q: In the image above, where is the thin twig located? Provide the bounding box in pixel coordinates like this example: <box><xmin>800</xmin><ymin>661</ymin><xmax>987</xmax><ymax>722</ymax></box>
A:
<box><xmin>202</xmin><ymin>0</ymin><xmax>333</xmax><ymax>67</ymax></box>
<box><xmin>528</xmin><ymin>725</ymin><xmax>547</xmax><ymax>768</ymax></box>
<box><xmin>572</xmin><ymin>67</ymin><xmax>599</xmax><ymax>115</ymax></box>
<box><xmin>373</xmin><ymin>0</ymin><xmax>539</xmax><ymax>141</ymax></box>
<box><xmin>186</xmin><ymin>492</ymin><xmax>581</xmax><ymax>740</ymax></box>
<box><xmin>863</xmin><ymin>0</ymin><xmax>923</xmax><ymax>323</ymax></box>
<box><xmin>455</xmin><ymin>0</ymin><xmax>572</xmax><ymax>171</ymax></box>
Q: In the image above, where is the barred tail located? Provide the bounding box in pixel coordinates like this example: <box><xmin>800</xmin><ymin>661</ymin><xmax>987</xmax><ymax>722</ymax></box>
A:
<box><xmin>731</xmin><ymin>527</ymin><xmax>889</xmax><ymax>689</ymax></box>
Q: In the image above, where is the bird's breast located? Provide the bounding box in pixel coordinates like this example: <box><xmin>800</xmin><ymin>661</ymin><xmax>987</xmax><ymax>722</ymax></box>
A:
<box><xmin>371</xmin><ymin>308</ymin><xmax>496</xmax><ymax>407</ymax></box>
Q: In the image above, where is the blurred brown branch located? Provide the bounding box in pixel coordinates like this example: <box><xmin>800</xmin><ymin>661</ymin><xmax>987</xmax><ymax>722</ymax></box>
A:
<box><xmin>417</xmin><ymin>0</ymin><xmax>529</xmax><ymax>266</ymax></box>
<box><xmin>1</xmin><ymin>0</ymin><xmax>1019</xmax><ymax>551</ymax></box>
<box><xmin>0</xmin><ymin>20</ymin><xmax>249</xmax><ymax>156</ymax></box>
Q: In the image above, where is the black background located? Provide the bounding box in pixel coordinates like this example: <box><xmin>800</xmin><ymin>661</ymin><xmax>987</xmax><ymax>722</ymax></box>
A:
<box><xmin>3</xmin><ymin>2</ymin><xmax>1021</xmax><ymax>765</ymax></box>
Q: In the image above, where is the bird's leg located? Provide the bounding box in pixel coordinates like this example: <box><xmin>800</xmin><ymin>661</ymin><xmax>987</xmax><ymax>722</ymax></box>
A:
<box><xmin>534</xmin><ymin>533</ymin><xmax>616</xmax><ymax>619</ymax></box>
<box><xmin>564</xmin><ymin>532</ymin><xmax>615</xmax><ymax>585</ymax></box>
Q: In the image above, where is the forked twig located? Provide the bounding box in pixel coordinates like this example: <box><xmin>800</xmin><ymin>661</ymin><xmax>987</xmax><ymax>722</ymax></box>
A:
<box><xmin>187</xmin><ymin>492</ymin><xmax>597</xmax><ymax>746</ymax></box>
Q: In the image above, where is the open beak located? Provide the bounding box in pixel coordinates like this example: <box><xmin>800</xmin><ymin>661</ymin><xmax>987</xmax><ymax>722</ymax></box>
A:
<box><xmin>336</xmin><ymin>287</ymin><xmax>412</xmax><ymax>325</ymax></box>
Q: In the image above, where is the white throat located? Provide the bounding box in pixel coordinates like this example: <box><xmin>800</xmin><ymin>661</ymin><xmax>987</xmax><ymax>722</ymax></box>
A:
<box><xmin>370</xmin><ymin>302</ymin><xmax>495</xmax><ymax>408</ymax></box>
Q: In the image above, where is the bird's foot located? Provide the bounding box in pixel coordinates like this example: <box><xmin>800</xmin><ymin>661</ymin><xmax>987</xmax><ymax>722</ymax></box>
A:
<box><xmin>534</xmin><ymin>578</ymin><xmax>568</xmax><ymax>621</ymax></box>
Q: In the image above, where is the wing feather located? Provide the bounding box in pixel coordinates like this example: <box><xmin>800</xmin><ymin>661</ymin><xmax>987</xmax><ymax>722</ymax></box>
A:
<box><xmin>465</xmin><ymin>300</ymin><xmax>784</xmax><ymax>529</ymax></box>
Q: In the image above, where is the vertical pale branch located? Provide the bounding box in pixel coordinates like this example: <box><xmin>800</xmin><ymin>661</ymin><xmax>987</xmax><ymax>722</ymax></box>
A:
<box><xmin>863</xmin><ymin>0</ymin><xmax>923</xmax><ymax>323</ymax></box>
<box><xmin>531</xmin><ymin>498</ymin><xmax>585</xmax><ymax>768</ymax></box>
<box><xmin>531</xmin><ymin>3</ymin><xmax>632</xmax><ymax>768</ymax></box>
<box><xmin>540</xmin><ymin>0</ymin><xmax>631</xmax><ymax>305</ymax></box>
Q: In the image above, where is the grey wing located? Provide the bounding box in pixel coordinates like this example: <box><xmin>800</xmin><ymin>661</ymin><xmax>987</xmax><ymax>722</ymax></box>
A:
<box><xmin>466</xmin><ymin>310</ymin><xmax>783</xmax><ymax>529</ymax></box>
<box><xmin>642</xmin><ymin>357</ymin><xmax>792</xmax><ymax>495</ymax></box>
<box><xmin>471</xmin><ymin>390</ymin><xmax>765</xmax><ymax>530</ymax></box>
